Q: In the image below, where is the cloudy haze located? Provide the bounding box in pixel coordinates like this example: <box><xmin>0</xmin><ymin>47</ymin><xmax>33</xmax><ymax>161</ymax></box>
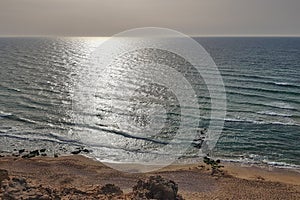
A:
<box><xmin>0</xmin><ymin>0</ymin><xmax>299</xmax><ymax>36</ymax></box>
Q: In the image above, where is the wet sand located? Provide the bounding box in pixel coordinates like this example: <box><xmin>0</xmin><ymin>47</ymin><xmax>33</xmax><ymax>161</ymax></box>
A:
<box><xmin>0</xmin><ymin>155</ymin><xmax>300</xmax><ymax>199</ymax></box>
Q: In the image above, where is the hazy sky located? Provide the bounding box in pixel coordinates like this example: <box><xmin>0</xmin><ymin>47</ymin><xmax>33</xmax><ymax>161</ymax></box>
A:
<box><xmin>1</xmin><ymin>0</ymin><xmax>300</xmax><ymax>36</ymax></box>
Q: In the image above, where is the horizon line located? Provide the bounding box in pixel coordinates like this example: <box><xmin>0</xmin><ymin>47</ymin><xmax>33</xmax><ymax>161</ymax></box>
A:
<box><xmin>0</xmin><ymin>34</ymin><xmax>300</xmax><ymax>38</ymax></box>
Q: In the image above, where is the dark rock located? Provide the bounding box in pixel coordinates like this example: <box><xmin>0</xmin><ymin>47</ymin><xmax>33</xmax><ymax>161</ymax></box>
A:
<box><xmin>0</xmin><ymin>169</ymin><xmax>9</xmax><ymax>184</ymax></box>
<box><xmin>99</xmin><ymin>184</ymin><xmax>123</xmax><ymax>196</ymax></box>
<box><xmin>82</xmin><ymin>149</ymin><xmax>90</xmax><ymax>153</ymax></box>
<box><xmin>30</xmin><ymin>150</ymin><xmax>40</xmax><ymax>156</ymax></box>
<box><xmin>27</xmin><ymin>153</ymin><xmax>36</xmax><ymax>158</ymax></box>
<box><xmin>12</xmin><ymin>177</ymin><xmax>27</xmax><ymax>186</ymax></box>
<box><xmin>18</xmin><ymin>149</ymin><xmax>25</xmax><ymax>154</ymax></box>
<box><xmin>71</xmin><ymin>150</ymin><xmax>81</xmax><ymax>155</ymax></box>
<box><xmin>192</xmin><ymin>137</ymin><xmax>204</xmax><ymax>149</ymax></box>
<box><xmin>61</xmin><ymin>187</ymin><xmax>86</xmax><ymax>195</ymax></box>
<box><xmin>132</xmin><ymin>175</ymin><xmax>183</xmax><ymax>200</ymax></box>
<box><xmin>41</xmin><ymin>153</ymin><xmax>47</xmax><ymax>157</ymax></box>
<box><xmin>21</xmin><ymin>154</ymin><xmax>28</xmax><ymax>158</ymax></box>
<box><xmin>59</xmin><ymin>147</ymin><xmax>67</xmax><ymax>152</ymax></box>
<box><xmin>54</xmin><ymin>154</ymin><xmax>58</xmax><ymax>158</ymax></box>
<box><xmin>21</xmin><ymin>154</ymin><xmax>29</xmax><ymax>159</ymax></box>
<box><xmin>20</xmin><ymin>150</ymin><xmax>39</xmax><ymax>159</ymax></box>
<box><xmin>22</xmin><ymin>153</ymin><xmax>36</xmax><ymax>159</ymax></box>
<box><xmin>40</xmin><ymin>149</ymin><xmax>46</xmax><ymax>153</ymax></box>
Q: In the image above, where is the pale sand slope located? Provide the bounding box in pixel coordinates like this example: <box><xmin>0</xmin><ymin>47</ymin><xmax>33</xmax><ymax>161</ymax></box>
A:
<box><xmin>0</xmin><ymin>155</ymin><xmax>300</xmax><ymax>199</ymax></box>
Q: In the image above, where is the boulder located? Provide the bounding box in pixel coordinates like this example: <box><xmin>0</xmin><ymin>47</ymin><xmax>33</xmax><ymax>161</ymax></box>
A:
<box><xmin>18</xmin><ymin>149</ymin><xmax>25</xmax><ymax>154</ymax></box>
<box><xmin>30</xmin><ymin>150</ymin><xmax>40</xmax><ymax>156</ymax></box>
<box><xmin>71</xmin><ymin>150</ymin><xmax>81</xmax><ymax>155</ymax></box>
<box><xmin>132</xmin><ymin>175</ymin><xmax>183</xmax><ymax>200</ymax></box>
<box><xmin>40</xmin><ymin>149</ymin><xmax>46</xmax><ymax>153</ymax></box>
<box><xmin>99</xmin><ymin>184</ymin><xmax>123</xmax><ymax>196</ymax></box>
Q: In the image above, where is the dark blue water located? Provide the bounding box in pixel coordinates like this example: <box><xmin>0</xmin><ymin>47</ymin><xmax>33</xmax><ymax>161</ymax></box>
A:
<box><xmin>199</xmin><ymin>37</ymin><xmax>300</xmax><ymax>167</ymax></box>
<box><xmin>0</xmin><ymin>37</ymin><xmax>299</xmax><ymax>168</ymax></box>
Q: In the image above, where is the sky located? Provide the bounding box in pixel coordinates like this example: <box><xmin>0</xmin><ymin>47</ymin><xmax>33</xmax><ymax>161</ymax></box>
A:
<box><xmin>0</xmin><ymin>0</ymin><xmax>300</xmax><ymax>37</ymax></box>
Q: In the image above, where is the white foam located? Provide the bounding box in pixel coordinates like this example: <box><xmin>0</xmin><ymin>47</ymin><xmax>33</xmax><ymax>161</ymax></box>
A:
<box><xmin>217</xmin><ymin>157</ymin><xmax>300</xmax><ymax>170</ymax></box>
<box><xmin>0</xmin><ymin>111</ymin><xmax>12</xmax><ymax>117</ymax></box>
<box><xmin>274</xmin><ymin>82</ymin><xmax>292</xmax><ymax>86</ymax></box>
<box><xmin>257</xmin><ymin>111</ymin><xmax>292</xmax><ymax>117</ymax></box>
<box><xmin>225</xmin><ymin>117</ymin><xmax>298</xmax><ymax>126</ymax></box>
<box><xmin>262</xmin><ymin>159</ymin><xmax>300</xmax><ymax>169</ymax></box>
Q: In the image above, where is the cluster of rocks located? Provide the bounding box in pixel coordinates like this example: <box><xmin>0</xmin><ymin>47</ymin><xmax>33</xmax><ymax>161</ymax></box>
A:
<box><xmin>1</xmin><ymin>175</ymin><xmax>60</xmax><ymax>199</ymax></box>
<box><xmin>0</xmin><ymin>146</ymin><xmax>92</xmax><ymax>159</ymax></box>
<box><xmin>0</xmin><ymin>172</ymin><xmax>123</xmax><ymax>200</ymax></box>
<box><xmin>70</xmin><ymin>147</ymin><xmax>91</xmax><ymax>155</ymax></box>
<box><xmin>11</xmin><ymin>148</ymin><xmax>48</xmax><ymax>159</ymax></box>
<box><xmin>0</xmin><ymin>169</ymin><xmax>48</xmax><ymax>199</ymax></box>
<box><xmin>0</xmin><ymin>171</ymin><xmax>183</xmax><ymax>200</ymax></box>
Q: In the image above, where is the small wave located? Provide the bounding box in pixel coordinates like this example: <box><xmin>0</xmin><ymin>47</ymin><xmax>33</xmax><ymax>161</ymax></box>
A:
<box><xmin>0</xmin><ymin>131</ymin><xmax>83</xmax><ymax>146</ymax></box>
<box><xmin>0</xmin><ymin>112</ymin><xmax>39</xmax><ymax>124</ymax></box>
<box><xmin>226</xmin><ymin>84</ymin><xmax>300</xmax><ymax>96</ymax></box>
<box><xmin>0</xmin><ymin>111</ymin><xmax>12</xmax><ymax>119</ymax></box>
<box><xmin>253</xmin><ymin>120</ymin><xmax>297</xmax><ymax>126</ymax></box>
<box><xmin>11</xmin><ymin>88</ymin><xmax>21</xmax><ymax>92</ymax></box>
<box><xmin>178</xmin><ymin>154</ymin><xmax>300</xmax><ymax>170</ymax></box>
<box><xmin>77</xmin><ymin>123</ymin><xmax>169</xmax><ymax>145</ymax></box>
<box><xmin>274</xmin><ymin>82</ymin><xmax>293</xmax><ymax>86</ymax></box>
<box><xmin>16</xmin><ymin>116</ymin><xmax>38</xmax><ymax>124</ymax></box>
<box><xmin>257</xmin><ymin>111</ymin><xmax>292</xmax><ymax>117</ymax></box>
<box><xmin>226</xmin><ymin>90</ymin><xmax>300</xmax><ymax>105</ymax></box>
<box><xmin>265</xmin><ymin>80</ymin><xmax>299</xmax><ymax>88</ymax></box>
<box><xmin>258</xmin><ymin>121</ymin><xmax>297</xmax><ymax>126</ymax></box>
<box><xmin>218</xmin><ymin>157</ymin><xmax>300</xmax><ymax>170</ymax></box>
<box><xmin>223</xmin><ymin>75</ymin><xmax>300</xmax><ymax>89</ymax></box>
<box><xmin>266</xmin><ymin>102</ymin><xmax>295</xmax><ymax>110</ymax></box>
<box><xmin>225</xmin><ymin>118</ymin><xmax>245</xmax><ymax>122</ymax></box>
<box><xmin>225</xmin><ymin>118</ymin><xmax>299</xmax><ymax>126</ymax></box>
<box><xmin>262</xmin><ymin>160</ymin><xmax>300</xmax><ymax>169</ymax></box>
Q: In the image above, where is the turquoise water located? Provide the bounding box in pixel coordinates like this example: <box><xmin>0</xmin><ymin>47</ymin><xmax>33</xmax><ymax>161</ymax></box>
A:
<box><xmin>0</xmin><ymin>37</ymin><xmax>299</xmax><ymax>168</ymax></box>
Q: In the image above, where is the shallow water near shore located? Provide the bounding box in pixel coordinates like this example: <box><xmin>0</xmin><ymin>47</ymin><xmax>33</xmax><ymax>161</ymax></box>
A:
<box><xmin>0</xmin><ymin>37</ymin><xmax>300</xmax><ymax>168</ymax></box>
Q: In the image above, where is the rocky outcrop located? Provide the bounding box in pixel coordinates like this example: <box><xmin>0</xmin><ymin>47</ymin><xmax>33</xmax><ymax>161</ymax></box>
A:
<box><xmin>132</xmin><ymin>175</ymin><xmax>183</xmax><ymax>200</ymax></box>
<box><xmin>0</xmin><ymin>176</ymin><xmax>61</xmax><ymax>200</ymax></box>
<box><xmin>0</xmin><ymin>173</ymin><xmax>183</xmax><ymax>200</ymax></box>
<box><xmin>99</xmin><ymin>184</ymin><xmax>123</xmax><ymax>196</ymax></box>
<box><xmin>0</xmin><ymin>176</ymin><xmax>126</xmax><ymax>200</ymax></box>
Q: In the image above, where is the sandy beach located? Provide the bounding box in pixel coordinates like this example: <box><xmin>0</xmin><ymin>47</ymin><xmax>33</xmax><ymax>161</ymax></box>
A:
<box><xmin>0</xmin><ymin>155</ymin><xmax>299</xmax><ymax>199</ymax></box>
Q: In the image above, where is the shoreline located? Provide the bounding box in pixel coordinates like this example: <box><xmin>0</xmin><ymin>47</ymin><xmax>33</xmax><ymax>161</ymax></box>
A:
<box><xmin>2</xmin><ymin>146</ymin><xmax>300</xmax><ymax>172</ymax></box>
<box><xmin>1</xmin><ymin>155</ymin><xmax>300</xmax><ymax>199</ymax></box>
<box><xmin>89</xmin><ymin>153</ymin><xmax>300</xmax><ymax>176</ymax></box>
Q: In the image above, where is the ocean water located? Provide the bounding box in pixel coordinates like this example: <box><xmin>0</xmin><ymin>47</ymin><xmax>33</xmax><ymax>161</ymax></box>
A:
<box><xmin>0</xmin><ymin>37</ymin><xmax>299</xmax><ymax>168</ymax></box>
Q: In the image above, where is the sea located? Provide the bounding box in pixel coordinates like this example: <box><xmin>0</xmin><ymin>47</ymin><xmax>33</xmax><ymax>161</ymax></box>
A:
<box><xmin>0</xmin><ymin>37</ymin><xmax>299</xmax><ymax>169</ymax></box>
